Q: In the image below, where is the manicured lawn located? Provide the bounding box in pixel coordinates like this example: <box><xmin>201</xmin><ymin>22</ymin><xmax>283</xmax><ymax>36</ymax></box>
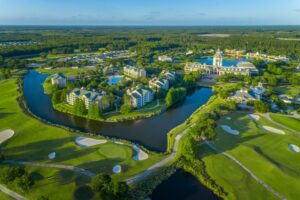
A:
<box><xmin>208</xmin><ymin>112</ymin><xmax>300</xmax><ymax>200</ymax></box>
<box><xmin>37</xmin><ymin>67</ymin><xmax>92</xmax><ymax>75</ymax></box>
<box><xmin>199</xmin><ymin>145</ymin><xmax>277</xmax><ymax>200</ymax></box>
<box><xmin>0</xmin><ymin>79</ymin><xmax>164</xmax><ymax>198</ymax></box>
<box><xmin>273</xmin><ymin>85</ymin><xmax>300</xmax><ymax>97</ymax></box>
<box><xmin>269</xmin><ymin>114</ymin><xmax>300</xmax><ymax>132</ymax></box>
<box><xmin>0</xmin><ymin>190</ymin><xmax>13</xmax><ymax>200</ymax></box>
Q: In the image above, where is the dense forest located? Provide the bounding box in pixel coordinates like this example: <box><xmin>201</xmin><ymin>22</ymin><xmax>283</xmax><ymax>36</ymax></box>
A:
<box><xmin>0</xmin><ymin>26</ymin><xmax>300</xmax><ymax>61</ymax></box>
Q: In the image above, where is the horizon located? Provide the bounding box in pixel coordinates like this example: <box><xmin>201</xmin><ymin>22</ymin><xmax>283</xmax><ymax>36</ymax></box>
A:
<box><xmin>1</xmin><ymin>0</ymin><xmax>300</xmax><ymax>26</ymax></box>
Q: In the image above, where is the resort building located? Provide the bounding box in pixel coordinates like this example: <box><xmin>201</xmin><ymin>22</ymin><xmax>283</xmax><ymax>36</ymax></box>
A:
<box><xmin>149</xmin><ymin>77</ymin><xmax>169</xmax><ymax>90</ymax></box>
<box><xmin>229</xmin><ymin>89</ymin><xmax>257</xmax><ymax>103</ymax></box>
<box><xmin>66</xmin><ymin>88</ymin><xmax>109</xmax><ymax>110</ymax></box>
<box><xmin>51</xmin><ymin>73</ymin><xmax>67</xmax><ymax>88</ymax></box>
<box><xmin>250</xmin><ymin>82</ymin><xmax>265</xmax><ymax>100</ymax></box>
<box><xmin>160</xmin><ymin>70</ymin><xmax>176</xmax><ymax>80</ymax></box>
<box><xmin>123</xmin><ymin>66</ymin><xmax>146</xmax><ymax>79</ymax></box>
<box><xmin>184</xmin><ymin>49</ymin><xmax>258</xmax><ymax>77</ymax></box>
<box><xmin>158</xmin><ymin>55</ymin><xmax>173</xmax><ymax>62</ymax></box>
<box><xmin>127</xmin><ymin>88</ymin><xmax>154</xmax><ymax>108</ymax></box>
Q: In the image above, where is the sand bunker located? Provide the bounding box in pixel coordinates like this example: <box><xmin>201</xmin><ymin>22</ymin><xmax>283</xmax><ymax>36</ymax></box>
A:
<box><xmin>289</xmin><ymin>144</ymin><xmax>300</xmax><ymax>153</ymax></box>
<box><xmin>0</xmin><ymin>129</ymin><xmax>14</xmax><ymax>144</ymax></box>
<box><xmin>75</xmin><ymin>137</ymin><xmax>107</xmax><ymax>147</ymax></box>
<box><xmin>226</xmin><ymin>117</ymin><xmax>231</xmax><ymax>120</ymax></box>
<box><xmin>262</xmin><ymin>126</ymin><xmax>285</xmax><ymax>135</ymax></box>
<box><xmin>114</xmin><ymin>141</ymin><xmax>124</xmax><ymax>145</ymax></box>
<box><xmin>220</xmin><ymin>125</ymin><xmax>240</xmax><ymax>135</ymax></box>
<box><xmin>132</xmin><ymin>145</ymin><xmax>149</xmax><ymax>161</ymax></box>
<box><xmin>248</xmin><ymin>114</ymin><xmax>260</xmax><ymax>121</ymax></box>
<box><xmin>48</xmin><ymin>152</ymin><xmax>56</xmax><ymax>159</ymax></box>
<box><xmin>112</xmin><ymin>165</ymin><xmax>122</xmax><ymax>173</ymax></box>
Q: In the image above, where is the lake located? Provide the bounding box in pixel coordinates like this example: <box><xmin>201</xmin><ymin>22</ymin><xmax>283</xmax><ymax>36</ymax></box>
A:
<box><xmin>23</xmin><ymin>70</ymin><xmax>212</xmax><ymax>152</ymax></box>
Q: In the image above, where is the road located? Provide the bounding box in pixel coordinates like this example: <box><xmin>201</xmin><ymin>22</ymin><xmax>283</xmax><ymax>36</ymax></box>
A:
<box><xmin>0</xmin><ymin>184</ymin><xmax>27</xmax><ymax>200</ymax></box>
<box><xmin>126</xmin><ymin>124</ymin><xmax>193</xmax><ymax>184</ymax></box>
<box><xmin>205</xmin><ymin>141</ymin><xmax>286</xmax><ymax>200</ymax></box>
<box><xmin>3</xmin><ymin>160</ymin><xmax>96</xmax><ymax>177</ymax></box>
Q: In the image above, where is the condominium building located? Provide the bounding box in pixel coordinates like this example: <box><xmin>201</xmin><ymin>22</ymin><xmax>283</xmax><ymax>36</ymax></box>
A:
<box><xmin>158</xmin><ymin>55</ymin><xmax>173</xmax><ymax>62</ymax></box>
<box><xmin>149</xmin><ymin>77</ymin><xmax>169</xmax><ymax>90</ymax></box>
<box><xmin>51</xmin><ymin>73</ymin><xmax>67</xmax><ymax>88</ymax></box>
<box><xmin>160</xmin><ymin>70</ymin><xmax>176</xmax><ymax>80</ymax></box>
<box><xmin>66</xmin><ymin>88</ymin><xmax>109</xmax><ymax>110</ymax></box>
<box><xmin>123</xmin><ymin>66</ymin><xmax>146</xmax><ymax>79</ymax></box>
<box><xmin>127</xmin><ymin>88</ymin><xmax>154</xmax><ymax>108</ymax></box>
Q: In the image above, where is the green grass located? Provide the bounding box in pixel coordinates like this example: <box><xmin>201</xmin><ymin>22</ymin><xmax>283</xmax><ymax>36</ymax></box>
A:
<box><xmin>0</xmin><ymin>78</ymin><xmax>164</xmax><ymax>198</ymax></box>
<box><xmin>54</xmin><ymin>100</ymin><xmax>166</xmax><ymax>122</ymax></box>
<box><xmin>0</xmin><ymin>190</ymin><xmax>13</xmax><ymax>200</ymax></box>
<box><xmin>273</xmin><ymin>85</ymin><xmax>300</xmax><ymax>97</ymax></box>
<box><xmin>208</xmin><ymin>112</ymin><xmax>300</xmax><ymax>200</ymax></box>
<box><xmin>37</xmin><ymin>67</ymin><xmax>92</xmax><ymax>75</ymax></box>
<box><xmin>269</xmin><ymin>114</ymin><xmax>300</xmax><ymax>132</ymax></box>
<box><xmin>199</xmin><ymin>145</ymin><xmax>277</xmax><ymax>200</ymax></box>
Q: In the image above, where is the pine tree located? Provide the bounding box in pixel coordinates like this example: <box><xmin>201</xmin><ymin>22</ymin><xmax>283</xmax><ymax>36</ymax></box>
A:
<box><xmin>88</xmin><ymin>103</ymin><xmax>102</xmax><ymax>119</ymax></box>
<box><xmin>74</xmin><ymin>99</ymin><xmax>87</xmax><ymax>115</ymax></box>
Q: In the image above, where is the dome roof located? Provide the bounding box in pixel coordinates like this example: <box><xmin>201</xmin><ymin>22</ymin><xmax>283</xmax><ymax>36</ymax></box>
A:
<box><xmin>237</xmin><ymin>61</ymin><xmax>256</xmax><ymax>69</ymax></box>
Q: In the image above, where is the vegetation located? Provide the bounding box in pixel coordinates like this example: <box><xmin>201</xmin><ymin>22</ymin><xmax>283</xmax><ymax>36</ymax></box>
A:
<box><xmin>254</xmin><ymin>100</ymin><xmax>270</xmax><ymax>113</ymax></box>
<box><xmin>269</xmin><ymin>114</ymin><xmax>300</xmax><ymax>132</ymax></box>
<box><xmin>88</xmin><ymin>103</ymin><xmax>102</xmax><ymax>119</ymax></box>
<box><xmin>165</xmin><ymin>87</ymin><xmax>187</xmax><ymax>107</ymax></box>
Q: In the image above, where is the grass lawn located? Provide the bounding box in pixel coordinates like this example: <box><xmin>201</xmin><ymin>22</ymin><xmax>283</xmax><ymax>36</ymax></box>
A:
<box><xmin>207</xmin><ymin>112</ymin><xmax>300</xmax><ymax>200</ymax></box>
<box><xmin>0</xmin><ymin>190</ymin><xmax>13</xmax><ymax>200</ymax></box>
<box><xmin>199</xmin><ymin>144</ymin><xmax>277</xmax><ymax>200</ymax></box>
<box><xmin>273</xmin><ymin>85</ymin><xmax>300</xmax><ymax>97</ymax></box>
<box><xmin>54</xmin><ymin>99</ymin><xmax>166</xmax><ymax>122</ymax></box>
<box><xmin>36</xmin><ymin>67</ymin><xmax>92</xmax><ymax>75</ymax></box>
<box><xmin>0</xmin><ymin>78</ymin><xmax>165</xmax><ymax>198</ymax></box>
<box><xmin>269</xmin><ymin>114</ymin><xmax>300</xmax><ymax>132</ymax></box>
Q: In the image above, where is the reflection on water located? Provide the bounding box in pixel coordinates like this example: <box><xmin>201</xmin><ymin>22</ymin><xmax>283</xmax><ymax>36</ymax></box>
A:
<box><xmin>23</xmin><ymin>70</ymin><xmax>212</xmax><ymax>152</ymax></box>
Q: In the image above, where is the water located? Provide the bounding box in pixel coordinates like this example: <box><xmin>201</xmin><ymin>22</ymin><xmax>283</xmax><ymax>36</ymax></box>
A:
<box><xmin>107</xmin><ymin>75</ymin><xmax>123</xmax><ymax>85</ymax></box>
<box><xmin>23</xmin><ymin>70</ymin><xmax>212</xmax><ymax>152</ymax></box>
<box><xmin>150</xmin><ymin>170</ymin><xmax>222</xmax><ymax>200</ymax></box>
<box><xmin>196</xmin><ymin>57</ymin><xmax>250</xmax><ymax>67</ymax></box>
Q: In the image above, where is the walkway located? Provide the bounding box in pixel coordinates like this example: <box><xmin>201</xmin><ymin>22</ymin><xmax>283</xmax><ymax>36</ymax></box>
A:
<box><xmin>260</xmin><ymin>113</ymin><xmax>299</xmax><ymax>134</ymax></box>
<box><xmin>0</xmin><ymin>184</ymin><xmax>27</xmax><ymax>200</ymax></box>
<box><xmin>205</xmin><ymin>141</ymin><xmax>286</xmax><ymax>200</ymax></box>
<box><xmin>3</xmin><ymin>160</ymin><xmax>96</xmax><ymax>177</ymax></box>
<box><xmin>126</xmin><ymin>124</ymin><xmax>193</xmax><ymax>184</ymax></box>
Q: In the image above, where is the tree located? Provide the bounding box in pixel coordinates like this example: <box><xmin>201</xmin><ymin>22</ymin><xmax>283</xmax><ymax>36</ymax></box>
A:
<box><xmin>14</xmin><ymin>173</ymin><xmax>35</xmax><ymax>192</ymax></box>
<box><xmin>165</xmin><ymin>87</ymin><xmax>186</xmax><ymax>107</ymax></box>
<box><xmin>40</xmin><ymin>52</ymin><xmax>48</xmax><ymax>59</ymax></box>
<box><xmin>88</xmin><ymin>103</ymin><xmax>102</xmax><ymax>119</ymax></box>
<box><xmin>120</xmin><ymin>104</ymin><xmax>131</xmax><ymax>114</ymax></box>
<box><xmin>254</xmin><ymin>100</ymin><xmax>270</xmax><ymax>113</ymax></box>
<box><xmin>73</xmin><ymin>99</ymin><xmax>87</xmax><ymax>115</ymax></box>
<box><xmin>0</xmin><ymin>166</ymin><xmax>26</xmax><ymax>184</ymax></box>
<box><xmin>113</xmin><ymin>181</ymin><xmax>129</xmax><ymax>199</ymax></box>
<box><xmin>91</xmin><ymin>174</ymin><xmax>112</xmax><ymax>196</ymax></box>
<box><xmin>51</xmin><ymin>90</ymin><xmax>62</xmax><ymax>105</ymax></box>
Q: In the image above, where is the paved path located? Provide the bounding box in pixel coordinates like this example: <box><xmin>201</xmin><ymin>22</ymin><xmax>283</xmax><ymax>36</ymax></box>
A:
<box><xmin>0</xmin><ymin>184</ymin><xmax>27</xmax><ymax>200</ymax></box>
<box><xmin>3</xmin><ymin>160</ymin><xmax>96</xmax><ymax>177</ymax></box>
<box><xmin>260</xmin><ymin>113</ymin><xmax>299</xmax><ymax>134</ymax></box>
<box><xmin>126</xmin><ymin>124</ymin><xmax>193</xmax><ymax>184</ymax></box>
<box><xmin>205</xmin><ymin>141</ymin><xmax>286</xmax><ymax>200</ymax></box>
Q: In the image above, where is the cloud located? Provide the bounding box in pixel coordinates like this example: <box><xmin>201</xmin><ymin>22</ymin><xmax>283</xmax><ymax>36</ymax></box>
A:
<box><xmin>294</xmin><ymin>9</ymin><xmax>300</xmax><ymax>12</ymax></box>
<box><xmin>197</xmin><ymin>12</ymin><xmax>207</xmax><ymax>16</ymax></box>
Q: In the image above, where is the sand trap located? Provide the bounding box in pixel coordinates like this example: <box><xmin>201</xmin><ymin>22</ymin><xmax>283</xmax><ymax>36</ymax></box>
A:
<box><xmin>75</xmin><ymin>137</ymin><xmax>107</xmax><ymax>147</ymax></box>
<box><xmin>289</xmin><ymin>144</ymin><xmax>300</xmax><ymax>153</ymax></box>
<box><xmin>0</xmin><ymin>129</ymin><xmax>14</xmax><ymax>144</ymax></box>
<box><xmin>114</xmin><ymin>141</ymin><xmax>124</xmax><ymax>145</ymax></box>
<box><xmin>112</xmin><ymin>165</ymin><xmax>122</xmax><ymax>173</ymax></box>
<box><xmin>220</xmin><ymin>125</ymin><xmax>240</xmax><ymax>135</ymax></box>
<box><xmin>248</xmin><ymin>114</ymin><xmax>260</xmax><ymax>121</ymax></box>
<box><xmin>48</xmin><ymin>152</ymin><xmax>56</xmax><ymax>159</ymax></box>
<box><xmin>226</xmin><ymin>117</ymin><xmax>231</xmax><ymax>120</ymax></box>
<box><xmin>262</xmin><ymin>126</ymin><xmax>285</xmax><ymax>135</ymax></box>
<box><xmin>132</xmin><ymin>145</ymin><xmax>149</xmax><ymax>161</ymax></box>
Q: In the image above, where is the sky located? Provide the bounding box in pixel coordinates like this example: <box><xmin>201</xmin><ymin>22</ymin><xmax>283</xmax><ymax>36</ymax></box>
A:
<box><xmin>0</xmin><ymin>0</ymin><xmax>300</xmax><ymax>26</ymax></box>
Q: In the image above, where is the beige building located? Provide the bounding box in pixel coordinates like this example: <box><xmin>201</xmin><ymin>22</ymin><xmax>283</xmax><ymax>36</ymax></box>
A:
<box><xmin>123</xmin><ymin>66</ymin><xmax>146</xmax><ymax>79</ymax></box>
<box><xmin>51</xmin><ymin>73</ymin><xmax>67</xmax><ymax>88</ymax></box>
<box><xmin>127</xmin><ymin>88</ymin><xmax>154</xmax><ymax>108</ymax></box>
<box><xmin>66</xmin><ymin>88</ymin><xmax>109</xmax><ymax>110</ymax></box>
<box><xmin>149</xmin><ymin>77</ymin><xmax>169</xmax><ymax>90</ymax></box>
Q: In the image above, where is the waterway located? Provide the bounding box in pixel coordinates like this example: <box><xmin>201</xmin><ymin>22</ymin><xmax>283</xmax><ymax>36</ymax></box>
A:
<box><xmin>23</xmin><ymin>70</ymin><xmax>213</xmax><ymax>152</ymax></box>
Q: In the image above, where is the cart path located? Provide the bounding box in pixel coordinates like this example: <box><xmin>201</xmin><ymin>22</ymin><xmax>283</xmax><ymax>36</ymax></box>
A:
<box><xmin>0</xmin><ymin>184</ymin><xmax>27</xmax><ymax>200</ymax></box>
